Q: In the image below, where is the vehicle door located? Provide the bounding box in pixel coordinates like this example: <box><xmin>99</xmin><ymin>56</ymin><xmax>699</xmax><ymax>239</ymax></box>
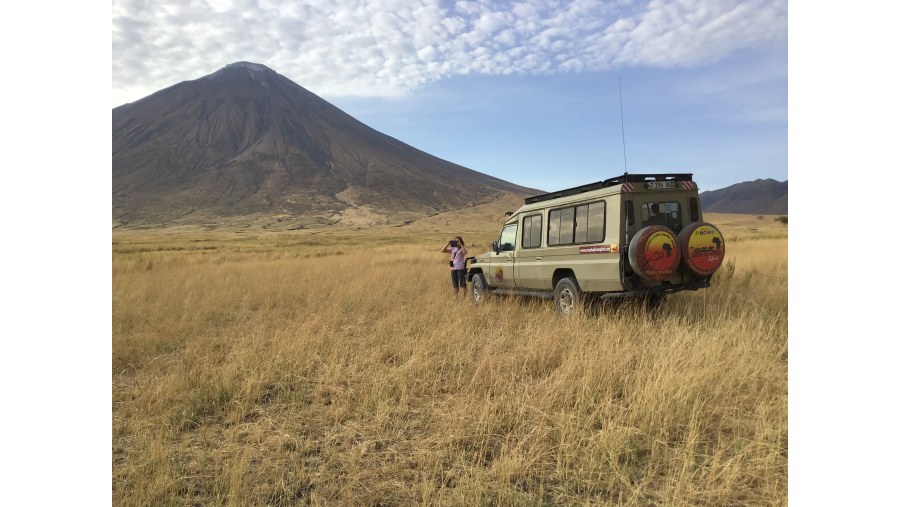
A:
<box><xmin>489</xmin><ymin>222</ymin><xmax>518</xmax><ymax>288</ymax></box>
<box><xmin>515</xmin><ymin>212</ymin><xmax>550</xmax><ymax>289</ymax></box>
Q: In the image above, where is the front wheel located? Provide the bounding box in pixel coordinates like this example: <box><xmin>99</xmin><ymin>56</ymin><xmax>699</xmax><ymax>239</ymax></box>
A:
<box><xmin>471</xmin><ymin>273</ymin><xmax>491</xmax><ymax>305</ymax></box>
<box><xmin>553</xmin><ymin>277</ymin><xmax>582</xmax><ymax>315</ymax></box>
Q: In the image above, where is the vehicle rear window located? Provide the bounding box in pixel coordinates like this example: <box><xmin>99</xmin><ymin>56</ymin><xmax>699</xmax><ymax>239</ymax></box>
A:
<box><xmin>641</xmin><ymin>201</ymin><xmax>682</xmax><ymax>231</ymax></box>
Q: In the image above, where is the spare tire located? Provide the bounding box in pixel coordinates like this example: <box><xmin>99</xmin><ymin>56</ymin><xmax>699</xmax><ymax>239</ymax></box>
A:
<box><xmin>677</xmin><ymin>222</ymin><xmax>725</xmax><ymax>276</ymax></box>
<box><xmin>628</xmin><ymin>226</ymin><xmax>681</xmax><ymax>282</ymax></box>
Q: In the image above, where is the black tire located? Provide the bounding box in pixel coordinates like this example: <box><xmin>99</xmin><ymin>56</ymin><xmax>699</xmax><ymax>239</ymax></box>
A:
<box><xmin>471</xmin><ymin>273</ymin><xmax>491</xmax><ymax>305</ymax></box>
<box><xmin>553</xmin><ymin>277</ymin><xmax>582</xmax><ymax>315</ymax></box>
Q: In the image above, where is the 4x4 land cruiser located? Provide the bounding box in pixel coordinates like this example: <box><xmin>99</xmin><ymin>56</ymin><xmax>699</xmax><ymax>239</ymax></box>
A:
<box><xmin>466</xmin><ymin>173</ymin><xmax>725</xmax><ymax>313</ymax></box>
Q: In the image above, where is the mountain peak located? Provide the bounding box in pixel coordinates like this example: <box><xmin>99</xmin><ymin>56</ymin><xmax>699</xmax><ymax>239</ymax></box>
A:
<box><xmin>224</xmin><ymin>61</ymin><xmax>273</xmax><ymax>73</ymax></box>
<box><xmin>206</xmin><ymin>61</ymin><xmax>277</xmax><ymax>81</ymax></box>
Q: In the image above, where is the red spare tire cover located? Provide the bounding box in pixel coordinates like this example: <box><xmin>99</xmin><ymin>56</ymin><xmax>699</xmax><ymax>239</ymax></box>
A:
<box><xmin>677</xmin><ymin>222</ymin><xmax>725</xmax><ymax>276</ymax></box>
<box><xmin>628</xmin><ymin>226</ymin><xmax>681</xmax><ymax>282</ymax></box>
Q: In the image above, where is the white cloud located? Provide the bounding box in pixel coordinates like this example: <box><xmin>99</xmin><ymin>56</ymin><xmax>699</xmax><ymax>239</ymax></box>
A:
<box><xmin>112</xmin><ymin>0</ymin><xmax>787</xmax><ymax>105</ymax></box>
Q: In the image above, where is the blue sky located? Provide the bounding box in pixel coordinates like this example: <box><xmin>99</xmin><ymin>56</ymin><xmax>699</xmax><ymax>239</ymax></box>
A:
<box><xmin>111</xmin><ymin>0</ymin><xmax>788</xmax><ymax>191</ymax></box>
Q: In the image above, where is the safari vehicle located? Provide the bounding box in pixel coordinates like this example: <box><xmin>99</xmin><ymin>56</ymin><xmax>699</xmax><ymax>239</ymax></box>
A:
<box><xmin>466</xmin><ymin>173</ymin><xmax>725</xmax><ymax>313</ymax></box>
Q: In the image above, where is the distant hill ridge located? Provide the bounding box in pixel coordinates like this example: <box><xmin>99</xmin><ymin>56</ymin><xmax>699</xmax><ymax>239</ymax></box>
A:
<box><xmin>700</xmin><ymin>178</ymin><xmax>787</xmax><ymax>215</ymax></box>
<box><xmin>112</xmin><ymin>61</ymin><xmax>536</xmax><ymax>229</ymax></box>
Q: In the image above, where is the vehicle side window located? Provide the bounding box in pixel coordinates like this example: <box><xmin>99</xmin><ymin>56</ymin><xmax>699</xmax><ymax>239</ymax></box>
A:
<box><xmin>689</xmin><ymin>197</ymin><xmax>699</xmax><ymax>222</ymax></box>
<box><xmin>499</xmin><ymin>223</ymin><xmax>518</xmax><ymax>252</ymax></box>
<box><xmin>522</xmin><ymin>214</ymin><xmax>542</xmax><ymax>248</ymax></box>
<box><xmin>530</xmin><ymin>215</ymin><xmax>542</xmax><ymax>247</ymax></box>
<box><xmin>587</xmin><ymin>201</ymin><xmax>605</xmax><ymax>242</ymax></box>
<box><xmin>574</xmin><ymin>205</ymin><xmax>588</xmax><ymax>243</ymax></box>
<box><xmin>548</xmin><ymin>200</ymin><xmax>606</xmax><ymax>246</ymax></box>
<box><xmin>548</xmin><ymin>209</ymin><xmax>561</xmax><ymax>246</ymax></box>
<box><xmin>559</xmin><ymin>208</ymin><xmax>574</xmax><ymax>244</ymax></box>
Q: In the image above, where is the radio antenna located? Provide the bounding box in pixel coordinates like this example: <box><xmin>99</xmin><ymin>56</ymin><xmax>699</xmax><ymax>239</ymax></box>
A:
<box><xmin>618</xmin><ymin>74</ymin><xmax>627</xmax><ymax>172</ymax></box>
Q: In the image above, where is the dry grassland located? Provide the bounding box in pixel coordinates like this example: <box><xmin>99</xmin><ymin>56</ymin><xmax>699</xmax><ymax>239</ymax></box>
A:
<box><xmin>112</xmin><ymin>213</ymin><xmax>787</xmax><ymax>506</ymax></box>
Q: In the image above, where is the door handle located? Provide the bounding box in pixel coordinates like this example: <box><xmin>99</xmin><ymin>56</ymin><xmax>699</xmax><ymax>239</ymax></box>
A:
<box><xmin>535</xmin><ymin>257</ymin><xmax>542</xmax><ymax>261</ymax></box>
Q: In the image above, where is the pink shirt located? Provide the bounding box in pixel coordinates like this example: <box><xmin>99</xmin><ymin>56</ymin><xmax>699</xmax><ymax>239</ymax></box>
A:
<box><xmin>450</xmin><ymin>247</ymin><xmax>466</xmax><ymax>270</ymax></box>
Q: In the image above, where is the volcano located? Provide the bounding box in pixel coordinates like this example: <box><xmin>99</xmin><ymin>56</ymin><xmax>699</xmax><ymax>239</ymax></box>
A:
<box><xmin>112</xmin><ymin>62</ymin><xmax>534</xmax><ymax>229</ymax></box>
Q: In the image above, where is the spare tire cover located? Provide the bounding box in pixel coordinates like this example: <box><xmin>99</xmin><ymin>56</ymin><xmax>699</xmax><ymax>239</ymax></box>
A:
<box><xmin>628</xmin><ymin>226</ymin><xmax>681</xmax><ymax>282</ymax></box>
<box><xmin>677</xmin><ymin>222</ymin><xmax>725</xmax><ymax>276</ymax></box>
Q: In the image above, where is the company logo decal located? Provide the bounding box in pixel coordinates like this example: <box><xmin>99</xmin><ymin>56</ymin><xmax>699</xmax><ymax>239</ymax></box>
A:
<box><xmin>495</xmin><ymin>268</ymin><xmax>504</xmax><ymax>281</ymax></box>
<box><xmin>686</xmin><ymin>226</ymin><xmax>724</xmax><ymax>272</ymax></box>
<box><xmin>579</xmin><ymin>244</ymin><xmax>620</xmax><ymax>254</ymax></box>
<box><xmin>642</xmin><ymin>231</ymin><xmax>676</xmax><ymax>273</ymax></box>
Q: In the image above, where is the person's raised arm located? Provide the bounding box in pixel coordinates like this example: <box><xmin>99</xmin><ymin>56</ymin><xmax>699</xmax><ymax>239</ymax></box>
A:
<box><xmin>441</xmin><ymin>240</ymin><xmax>452</xmax><ymax>254</ymax></box>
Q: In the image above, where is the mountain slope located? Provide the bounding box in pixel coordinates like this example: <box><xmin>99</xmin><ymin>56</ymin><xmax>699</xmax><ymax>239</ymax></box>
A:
<box><xmin>113</xmin><ymin>62</ymin><xmax>534</xmax><ymax>229</ymax></box>
<box><xmin>700</xmin><ymin>178</ymin><xmax>788</xmax><ymax>215</ymax></box>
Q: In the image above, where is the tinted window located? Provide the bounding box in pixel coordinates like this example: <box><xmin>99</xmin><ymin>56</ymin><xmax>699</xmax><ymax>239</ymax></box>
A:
<box><xmin>587</xmin><ymin>201</ymin><xmax>605</xmax><ymax>242</ymax></box>
<box><xmin>574</xmin><ymin>205</ymin><xmax>588</xmax><ymax>243</ymax></box>
<box><xmin>641</xmin><ymin>201</ymin><xmax>682</xmax><ymax>232</ymax></box>
<box><xmin>522</xmin><ymin>214</ymin><xmax>542</xmax><ymax>248</ymax></box>
<box><xmin>548</xmin><ymin>209</ymin><xmax>561</xmax><ymax>246</ymax></box>
<box><xmin>548</xmin><ymin>201</ymin><xmax>606</xmax><ymax>246</ymax></box>
<box><xmin>559</xmin><ymin>208</ymin><xmax>574</xmax><ymax>244</ymax></box>
<box><xmin>522</xmin><ymin>216</ymin><xmax>532</xmax><ymax>247</ymax></box>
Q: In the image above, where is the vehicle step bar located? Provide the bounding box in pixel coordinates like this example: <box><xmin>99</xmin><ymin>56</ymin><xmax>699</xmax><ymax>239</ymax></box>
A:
<box><xmin>489</xmin><ymin>288</ymin><xmax>554</xmax><ymax>299</ymax></box>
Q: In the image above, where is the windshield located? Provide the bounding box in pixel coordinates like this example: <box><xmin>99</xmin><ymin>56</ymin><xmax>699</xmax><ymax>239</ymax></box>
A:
<box><xmin>499</xmin><ymin>223</ymin><xmax>518</xmax><ymax>251</ymax></box>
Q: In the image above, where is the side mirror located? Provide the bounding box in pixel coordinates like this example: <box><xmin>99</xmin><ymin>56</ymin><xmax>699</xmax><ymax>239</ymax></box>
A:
<box><xmin>492</xmin><ymin>241</ymin><xmax>500</xmax><ymax>254</ymax></box>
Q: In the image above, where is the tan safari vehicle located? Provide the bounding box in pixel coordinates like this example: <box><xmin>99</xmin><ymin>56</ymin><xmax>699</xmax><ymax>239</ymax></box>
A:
<box><xmin>466</xmin><ymin>173</ymin><xmax>726</xmax><ymax>313</ymax></box>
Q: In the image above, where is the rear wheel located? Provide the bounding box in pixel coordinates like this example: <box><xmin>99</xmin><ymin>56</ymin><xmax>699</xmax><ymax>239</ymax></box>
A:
<box><xmin>553</xmin><ymin>277</ymin><xmax>582</xmax><ymax>315</ymax></box>
<box><xmin>471</xmin><ymin>273</ymin><xmax>491</xmax><ymax>305</ymax></box>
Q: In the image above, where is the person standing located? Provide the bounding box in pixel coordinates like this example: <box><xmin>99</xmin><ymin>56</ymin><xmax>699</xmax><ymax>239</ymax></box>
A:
<box><xmin>441</xmin><ymin>236</ymin><xmax>468</xmax><ymax>296</ymax></box>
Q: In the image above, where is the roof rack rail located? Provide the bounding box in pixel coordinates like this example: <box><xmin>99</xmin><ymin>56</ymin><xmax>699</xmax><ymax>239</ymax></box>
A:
<box><xmin>524</xmin><ymin>173</ymin><xmax>693</xmax><ymax>205</ymax></box>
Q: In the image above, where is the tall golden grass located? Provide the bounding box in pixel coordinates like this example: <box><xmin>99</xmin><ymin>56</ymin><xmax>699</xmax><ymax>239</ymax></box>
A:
<box><xmin>113</xmin><ymin>214</ymin><xmax>787</xmax><ymax>505</ymax></box>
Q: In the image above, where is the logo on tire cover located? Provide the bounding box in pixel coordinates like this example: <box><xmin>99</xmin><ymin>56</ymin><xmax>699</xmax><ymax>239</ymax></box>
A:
<box><xmin>686</xmin><ymin>225</ymin><xmax>724</xmax><ymax>272</ymax></box>
<box><xmin>638</xmin><ymin>230</ymin><xmax>678</xmax><ymax>277</ymax></box>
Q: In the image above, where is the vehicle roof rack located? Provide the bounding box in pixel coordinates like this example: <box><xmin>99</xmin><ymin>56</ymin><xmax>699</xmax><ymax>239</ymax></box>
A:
<box><xmin>524</xmin><ymin>173</ymin><xmax>694</xmax><ymax>205</ymax></box>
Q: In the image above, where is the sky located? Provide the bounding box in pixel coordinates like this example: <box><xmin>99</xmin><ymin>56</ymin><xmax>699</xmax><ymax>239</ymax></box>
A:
<box><xmin>111</xmin><ymin>0</ymin><xmax>787</xmax><ymax>192</ymax></box>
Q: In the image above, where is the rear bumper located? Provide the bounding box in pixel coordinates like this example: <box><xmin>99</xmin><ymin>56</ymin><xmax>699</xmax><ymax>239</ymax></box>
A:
<box><xmin>615</xmin><ymin>277</ymin><xmax>711</xmax><ymax>298</ymax></box>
